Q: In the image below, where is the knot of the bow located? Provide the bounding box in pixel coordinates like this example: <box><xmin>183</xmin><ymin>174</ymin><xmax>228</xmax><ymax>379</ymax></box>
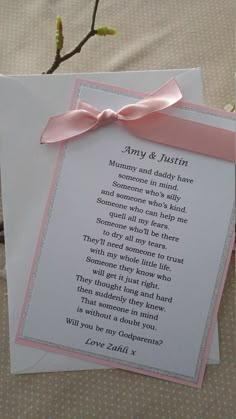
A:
<box><xmin>97</xmin><ymin>109</ymin><xmax>118</xmax><ymax>126</ymax></box>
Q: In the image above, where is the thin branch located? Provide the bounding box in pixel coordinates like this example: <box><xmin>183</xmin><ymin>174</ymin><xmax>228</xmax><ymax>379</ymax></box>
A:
<box><xmin>91</xmin><ymin>0</ymin><xmax>100</xmax><ymax>30</ymax></box>
<box><xmin>60</xmin><ymin>30</ymin><xmax>96</xmax><ymax>63</ymax></box>
<box><xmin>44</xmin><ymin>0</ymin><xmax>100</xmax><ymax>74</ymax></box>
<box><xmin>43</xmin><ymin>49</ymin><xmax>61</xmax><ymax>75</ymax></box>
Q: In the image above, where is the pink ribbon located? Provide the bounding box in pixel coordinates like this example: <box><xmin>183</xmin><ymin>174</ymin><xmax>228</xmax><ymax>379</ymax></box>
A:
<box><xmin>41</xmin><ymin>78</ymin><xmax>234</xmax><ymax>162</ymax></box>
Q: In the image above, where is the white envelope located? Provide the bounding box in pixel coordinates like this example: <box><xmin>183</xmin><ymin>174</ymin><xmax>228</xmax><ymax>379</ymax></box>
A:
<box><xmin>0</xmin><ymin>68</ymin><xmax>219</xmax><ymax>374</ymax></box>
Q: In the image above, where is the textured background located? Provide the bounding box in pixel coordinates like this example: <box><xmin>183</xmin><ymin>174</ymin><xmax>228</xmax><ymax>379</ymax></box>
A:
<box><xmin>0</xmin><ymin>0</ymin><xmax>235</xmax><ymax>417</ymax></box>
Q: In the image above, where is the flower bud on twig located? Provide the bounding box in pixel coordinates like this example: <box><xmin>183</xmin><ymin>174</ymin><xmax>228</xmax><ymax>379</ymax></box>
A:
<box><xmin>96</xmin><ymin>26</ymin><xmax>117</xmax><ymax>36</ymax></box>
<box><xmin>55</xmin><ymin>16</ymin><xmax>64</xmax><ymax>51</ymax></box>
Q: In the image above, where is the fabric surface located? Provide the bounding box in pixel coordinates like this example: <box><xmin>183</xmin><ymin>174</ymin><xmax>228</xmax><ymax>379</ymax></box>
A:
<box><xmin>0</xmin><ymin>0</ymin><xmax>235</xmax><ymax>417</ymax></box>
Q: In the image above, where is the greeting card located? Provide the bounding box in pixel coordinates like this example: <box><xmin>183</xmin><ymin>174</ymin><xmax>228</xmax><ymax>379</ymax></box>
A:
<box><xmin>13</xmin><ymin>77</ymin><xmax>234</xmax><ymax>387</ymax></box>
<box><xmin>1</xmin><ymin>69</ymin><xmax>220</xmax><ymax>375</ymax></box>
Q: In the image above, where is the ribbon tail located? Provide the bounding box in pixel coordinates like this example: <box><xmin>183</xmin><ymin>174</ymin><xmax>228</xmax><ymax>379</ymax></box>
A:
<box><xmin>122</xmin><ymin>113</ymin><xmax>235</xmax><ymax>162</ymax></box>
<box><xmin>40</xmin><ymin>111</ymin><xmax>98</xmax><ymax>144</ymax></box>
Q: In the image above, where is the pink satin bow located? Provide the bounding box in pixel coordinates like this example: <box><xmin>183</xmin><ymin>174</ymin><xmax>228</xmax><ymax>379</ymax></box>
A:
<box><xmin>40</xmin><ymin>78</ymin><xmax>182</xmax><ymax>144</ymax></box>
<box><xmin>40</xmin><ymin>78</ymin><xmax>234</xmax><ymax>162</ymax></box>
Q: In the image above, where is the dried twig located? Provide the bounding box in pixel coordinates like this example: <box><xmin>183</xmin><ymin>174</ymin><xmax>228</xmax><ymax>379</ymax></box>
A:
<box><xmin>43</xmin><ymin>0</ymin><xmax>100</xmax><ymax>74</ymax></box>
